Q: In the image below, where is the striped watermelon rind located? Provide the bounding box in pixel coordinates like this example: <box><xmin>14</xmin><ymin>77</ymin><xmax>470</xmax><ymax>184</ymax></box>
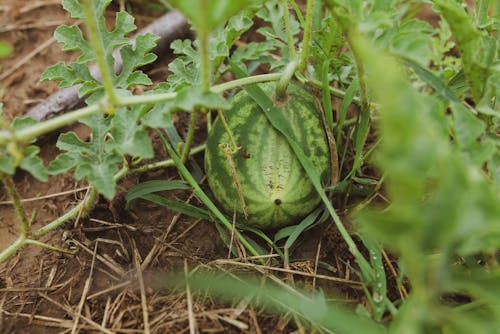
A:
<box><xmin>205</xmin><ymin>82</ymin><xmax>331</xmax><ymax>229</ymax></box>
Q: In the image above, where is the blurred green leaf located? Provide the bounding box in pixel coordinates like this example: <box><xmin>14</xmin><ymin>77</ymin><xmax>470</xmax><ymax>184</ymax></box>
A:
<box><xmin>167</xmin><ymin>0</ymin><xmax>254</xmax><ymax>32</ymax></box>
<box><xmin>388</xmin><ymin>20</ymin><xmax>434</xmax><ymax>66</ymax></box>
<box><xmin>18</xmin><ymin>146</ymin><xmax>48</xmax><ymax>182</ymax></box>
<box><xmin>434</xmin><ymin>0</ymin><xmax>496</xmax><ymax>103</ymax></box>
<box><xmin>451</xmin><ymin>102</ymin><xmax>496</xmax><ymax>167</ymax></box>
<box><xmin>0</xmin><ymin>153</ymin><xmax>15</xmax><ymax>175</ymax></box>
<box><xmin>172</xmin><ymin>272</ymin><xmax>386</xmax><ymax>334</ymax></box>
<box><xmin>0</xmin><ymin>40</ymin><xmax>13</xmax><ymax>58</ymax></box>
<box><xmin>0</xmin><ymin>116</ymin><xmax>48</xmax><ymax>181</ymax></box>
<box><xmin>350</xmin><ymin>32</ymin><xmax>500</xmax><ymax>333</ymax></box>
<box><xmin>62</xmin><ymin>0</ymin><xmax>111</xmax><ymax>19</ymax></box>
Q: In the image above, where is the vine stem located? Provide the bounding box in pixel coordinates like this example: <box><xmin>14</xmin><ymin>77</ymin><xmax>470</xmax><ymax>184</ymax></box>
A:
<box><xmin>181</xmin><ymin>0</ymin><xmax>211</xmax><ymax>163</ymax></box>
<box><xmin>82</xmin><ymin>0</ymin><xmax>118</xmax><ymax>111</ymax></box>
<box><xmin>347</xmin><ymin>30</ymin><xmax>370</xmax><ymax>112</ymax></box>
<box><xmin>0</xmin><ymin>236</ymin><xmax>25</xmax><ymax>263</ymax></box>
<box><xmin>275</xmin><ymin>60</ymin><xmax>298</xmax><ymax>100</ymax></box>
<box><xmin>0</xmin><ymin>74</ymin><xmax>283</xmax><ymax>146</ymax></box>
<box><xmin>0</xmin><ymin>67</ymin><xmax>327</xmax><ymax>139</ymax></box>
<box><xmin>180</xmin><ymin>109</ymin><xmax>199</xmax><ymax>163</ymax></box>
<box><xmin>0</xmin><ymin>72</ymin><xmax>362</xmax><ymax>147</ymax></box>
<box><xmin>282</xmin><ymin>0</ymin><xmax>297</xmax><ymax>60</ymax></box>
<box><xmin>0</xmin><ymin>104</ymin><xmax>99</xmax><ymax>145</ymax></box>
<box><xmin>34</xmin><ymin>186</ymin><xmax>99</xmax><ymax>238</ymax></box>
<box><xmin>0</xmin><ymin>173</ymin><xmax>29</xmax><ymax>263</ymax></box>
<box><xmin>131</xmin><ymin>144</ymin><xmax>205</xmax><ymax>174</ymax></box>
<box><xmin>1</xmin><ymin>173</ymin><xmax>29</xmax><ymax>237</ymax></box>
<box><xmin>298</xmin><ymin>0</ymin><xmax>315</xmax><ymax>73</ymax></box>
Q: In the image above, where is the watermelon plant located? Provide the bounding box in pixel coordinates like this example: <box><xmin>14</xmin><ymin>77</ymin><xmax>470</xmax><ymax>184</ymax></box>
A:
<box><xmin>0</xmin><ymin>0</ymin><xmax>499</xmax><ymax>333</ymax></box>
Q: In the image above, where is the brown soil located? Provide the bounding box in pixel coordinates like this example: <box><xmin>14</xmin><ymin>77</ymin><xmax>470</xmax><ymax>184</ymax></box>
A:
<box><xmin>0</xmin><ymin>1</ymin><xmax>391</xmax><ymax>333</ymax></box>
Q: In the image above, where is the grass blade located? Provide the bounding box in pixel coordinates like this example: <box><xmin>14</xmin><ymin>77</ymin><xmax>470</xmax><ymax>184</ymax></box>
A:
<box><xmin>321</xmin><ymin>59</ymin><xmax>334</xmax><ymax>129</ymax></box>
<box><xmin>140</xmin><ymin>193</ymin><xmax>211</xmax><ymax>220</ymax></box>
<box><xmin>402</xmin><ymin>58</ymin><xmax>460</xmax><ymax>103</ymax></box>
<box><xmin>125</xmin><ymin>179</ymin><xmax>190</xmax><ymax>204</ymax></box>
<box><xmin>336</xmin><ymin>79</ymin><xmax>358</xmax><ymax>144</ymax></box>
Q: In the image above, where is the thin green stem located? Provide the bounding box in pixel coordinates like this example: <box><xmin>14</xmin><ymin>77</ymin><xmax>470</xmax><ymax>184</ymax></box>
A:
<box><xmin>131</xmin><ymin>144</ymin><xmax>205</xmax><ymax>174</ymax></box>
<box><xmin>82</xmin><ymin>0</ymin><xmax>118</xmax><ymax>110</ymax></box>
<box><xmin>116</xmin><ymin>92</ymin><xmax>177</xmax><ymax>106</ymax></box>
<box><xmin>0</xmin><ymin>236</ymin><xmax>26</xmax><ymax>263</ymax></box>
<box><xmin>199</xmin><ymin>34</ymin><xmax>210</xmax><ymax>92</ymax></box>
<box><xmin>182</xmin><ymin>0</ymin><xmax>211</xmax><ymax>163</ymax></box>
<box><xmin>0</xmin><ymin>104</ymin><xmax>100</xmax><ymax>145</ymax></box>
<box><xmin>0</xmin><ymin>75</ymin><xmax>282</xmax><ymax>146</ymax></box>
<box><xmin>282</xmin><ymin>0</ymin><xmax>297</xmax><ymax>60</ymax></box>
<box><xmin>25</xmin><ymin>239</ymin><xmax>77</xmax><ymax>255</ymax></box>
<box><xmin>212</xmin><ymin>73</ymin><xmax>282</xmax><ymax>93</ymax></box>
<box><xmin>157</xmin><ymin>130</ymin><xmax>261</xmax><ymax>259</ymax></box>
<box><xmin>1</xmin><ymin>173</ymin><xmax>29</xmax><ymax>237</ymax></box>
<box><xmin>306</xmin><ymin>76</ymin><xmax>362</xmax><ymax>105</ymax></box>
<box><xmin>34</xmin><ymin>186</ymin><xmax>99</xmax><ymax>238</ymax></box>
<box><xmin>199</xmin><ymin>0</ymin><xmax>211</xmax><ymax>92</ymax></box>
<box><xmin>298</xmin><ymin>0</ymin><xmax>315</xmax><ymax>73</ymax></box>
<box><xmin>348</xmin><ymin>32</ymin><xmax>370</xmax><ymax>112</ymax></box>
<box><xmin>180</xmin><ymin>110</ymin><xmax>199</xmax><ymax>163</ymax></box>
<box><xmin>275</xmin><ymin>60</ymin><xmax>299</xmax><ymax>101</ymax></box>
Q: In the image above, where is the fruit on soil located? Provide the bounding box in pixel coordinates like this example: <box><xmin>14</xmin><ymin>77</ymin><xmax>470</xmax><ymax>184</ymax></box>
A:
<box><xmin>205</xmin><ymin>82</ymin><xmax>331</xmax><ymax>229</ymax></box>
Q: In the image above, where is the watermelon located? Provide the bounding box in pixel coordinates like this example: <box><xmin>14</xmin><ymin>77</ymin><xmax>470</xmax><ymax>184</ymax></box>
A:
<box><xmin>204</xmin><ymin>82</ymin><xmax>331</xmax><ymax>229</ymax></box>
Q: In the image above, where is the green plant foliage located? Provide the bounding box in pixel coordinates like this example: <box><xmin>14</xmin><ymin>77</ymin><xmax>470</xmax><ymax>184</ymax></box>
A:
<box><xmin>0</xmin><ymin>112</ymin><xmax>47</xmax><ymax>181</ymax></box>
<box><xmin>41</xmin><ymin>0</ymin><xmax>158</xmax><ymax>97</ymax></box>
<box><xmin>174</xmin><ymin>86</ymin><xmax>230</xmax><ymax>111</ymax></box>
<box><xmin>167</xmin><ymin>0</ymin><xmax>255</xmax><ymax>33</ymax></box>
<box><xmin>351</xmin><ymin>34</ymin><xmax>500</xmax><ymax>333</ymax></box>
<box><xmin>48</xmin><ymin>114</ymin><xmax>121</xmax><ymax>199</ymax></box>
<box><xmin>0</xmin><ymin>0</ymin><xmax>499</xmax><ymax>332</ymax></box>
<box><xmin>164</xmin><ymin>10</ymin><xmax>258</xmax><ymax>90</ymax></box>
<box><xmin>255</xmin><ymin>1</ymin><xmax>301</xmax><ymax>69</ymax></box>
<box><xmin>434</xmin><ymin>0</ymin><xmax>497</xmax><ymax>104</ymax></box>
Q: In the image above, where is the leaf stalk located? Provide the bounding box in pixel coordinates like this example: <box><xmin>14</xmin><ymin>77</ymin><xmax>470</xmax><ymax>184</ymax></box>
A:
<box><xmin>298</xmin><ymin>0</ymin><xmax>315</xmax><ymax>73</ymax></box>
<box><xmin>82</xmin><ymin>0</ymin><xmax>118</xmax><ymax>111</ymax></box>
